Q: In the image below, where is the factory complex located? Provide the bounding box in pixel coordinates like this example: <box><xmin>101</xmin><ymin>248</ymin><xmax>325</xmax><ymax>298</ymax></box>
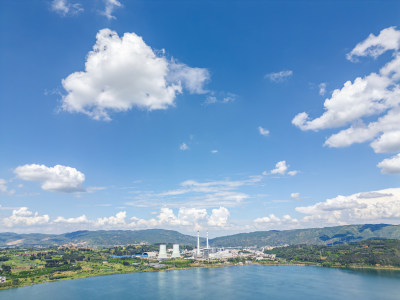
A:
<box><xmin>108</xmin><ymin>231</ymin><xmax>277</xmax><ymax>262</ymax></box>
<box><xmin>155</xmin><ymin>231</ymin><xmax>277</xmax><ymax>262</ymax></box>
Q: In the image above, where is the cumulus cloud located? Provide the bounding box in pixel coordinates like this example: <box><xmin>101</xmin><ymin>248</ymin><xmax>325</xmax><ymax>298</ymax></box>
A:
<box><xmin>207</xmin><ymin>207</ymin><xmax>230</xmax><ymax>227</ymax></box>
<box><xmin>3</xmin><ymin>207</ymin><xmax>50</xmax><ymax>227</ymax></box>
<box><xmin>130</xmin><ymin>207</ymin><xmax>230</xmax><ymax>230</ymax></box>
<box><xmin>178</xmin><ymin>208</ymin><xmax>208</xmax><ymax>225</ymax></box>
<box><xmin>254</xmin><ymin>214</ymin><xmax>281</xmax><ymax>224</ymax></box>
<box><xmin>14</xmin><ymin>164</ymin><xmax>85</xmax><ymax>193</ymax></box>
<box><xmin>377</xmin><ymin>153</ymin><xmax>400</xmax><ymax>174</ymax></box>
<box><xmin>265</xmin><ymin>70</ymin><xmax>293</xmax><ymax>82</ymax></box>
<box><xmin>270</xmin><ymin>161</ymin><xmax>288</xmax><ymax>175</ymax></box>
<box><xmin>96</xmin><ymin>211</ymin><xmax>127</xmax><ymax>226</ymax></box>
<box><xmin>296</xmin><ymin>188</ymin><xmax>400</xmax><ymax>225</ymax></box>
<box><xmin>292</xmin><ymin>27</ymin><xmax>400</xmax><ymax>172</ymax></box>
<box><xmin>269</xmin><ymin>161</ymin><xmax>298</xmax><ymax>176</ymax></box>
<box><xmin>254</xmin><ymin>214</ymin><xmax>298</xmax><ymax>229</ymax></box>
<box><xmin>51</xmin><ymin>0</ymin><xmax>83</xmax><ymax>16</ymax></box>
<box><xmin>258</xmin><ymin>126</ymin><xmax>270</xmax><ymax>136</ymax></box>
<box><xmin>0</xmin><ymin>206</ymin><xmax>231</xmax><ymax>232</ymax></box>
<box><xmin>61</xmin><ymin>29</ymin><xmax>209</xmax><ymax>121</ymax></box>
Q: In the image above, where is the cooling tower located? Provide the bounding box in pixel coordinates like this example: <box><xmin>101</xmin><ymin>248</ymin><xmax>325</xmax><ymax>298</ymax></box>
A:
<box><xmin>171</xmin><ymin>244</ymin><xmax>180</xmax><ymax>258</ymax></box>
<box><xmin>158</xmin><ymin>244</ymin><xmax>168</xmax><ymax>259</ymax></box>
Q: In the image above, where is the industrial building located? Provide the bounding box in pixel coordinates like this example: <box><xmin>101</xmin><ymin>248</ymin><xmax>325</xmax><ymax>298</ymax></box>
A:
<box><xmin>171</xmin><ymin>244</ymin><xmax>180</xmax><ymax>258</ymax></box>
<box><xmin>158</xmin><ymin>244</ymin><xmax>168</xmax><ymax>259</ymax></box>
<box><xmin>193</xmin><ymin>231</ymin><xmax>216</xmax><ymax>259</ymax></box>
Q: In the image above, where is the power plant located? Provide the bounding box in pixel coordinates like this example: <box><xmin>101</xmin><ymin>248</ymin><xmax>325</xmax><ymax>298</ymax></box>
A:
<box><xmin>156</xmin><ymin>231</ymin><xmax>213</xmax><ymax>260</ymax></box>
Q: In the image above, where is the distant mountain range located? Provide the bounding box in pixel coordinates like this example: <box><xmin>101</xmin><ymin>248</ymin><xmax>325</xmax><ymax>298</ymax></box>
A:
<box><xmin>1</xmin><ymin>224</ymin><xmax>400</xmax><ymax>247</ymax></box>
<box><xmin>210</xmin><ymin>224</ymin><xmax>400</xmax><ymax>247</ymax></box>
<box><xmin>0</xmin><ymin>229</ymin><xmax>204</xmax><ymax>247</ymax></box>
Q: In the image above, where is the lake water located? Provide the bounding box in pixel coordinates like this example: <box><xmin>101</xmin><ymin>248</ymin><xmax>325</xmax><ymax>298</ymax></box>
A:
<box><xmin>1</xmin><ymin>265</ymin><xmax>400</xmax><ymax>300</ymax></box>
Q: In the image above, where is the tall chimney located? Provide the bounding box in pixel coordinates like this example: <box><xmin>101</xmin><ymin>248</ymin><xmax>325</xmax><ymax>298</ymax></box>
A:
<box><xmin>197</xmin><ymin>230</ymin><xmax>200</xmax><ymax>256</ymax></box>
<box><xmin>206</xmin><ymin>231</ymin><xmax>209</xmax><ymax>249</ymax></box>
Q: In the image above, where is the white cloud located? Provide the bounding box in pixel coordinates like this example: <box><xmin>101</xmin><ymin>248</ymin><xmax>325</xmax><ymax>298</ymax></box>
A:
<box><xmin>54</xmin><ymin>215</ymin><xmax>89</xmax><ymax>224</ymax></box>
<box><xmin>180</xmin><ymin>143</ymin><xmax>189</xmax><ymax>151</ymax></box>
<box><xmin>3</xmin><ymin>207</ymin><xmax>50</xmax><ymax>227</ymax></box>
<box><xmin>207</xmin><ymin>207</ymin><xmax>230</xmax><ymax>227</ymax></box>
<box><xmin>258</xmin><ymin>126</ymin><xmax>270</xmax><ymax>136</ymax></box>
<box><xmin>347</xmin><ymin>26</ymin><xmax>400</xmax><ymax>61</ymax></box>
<box><xmin>51</xmin><ymin>0</ymin><xmax>83</xmax><ymax>16</ymax></box>
<box><xmin>129</xmin><ymin>207</ymin><xmax>229</xmax><ymax>230</ymax></box>
<box><xmin>270</xmin><ymin>161</ymin><xmax>288</xmax><ymax>175</ymax></box>
<box><xmin>125</xmin><ymin>176</ymin><xmax>262</xmax><ymax>209</ymax></box>
<box><xmin>254</xmin><ymin>214</ymin><xmax>298</xmax><ymax>229</ymax></box>
<box><xmin>296</xmin><ymin>188</ymin><xmax>400</xmax><ymax>225</ymax></box>
<box><xmin>377</xmin><ymin>153</ymin><xmax>400</xmax><ymax>174</ymax></box>
<box><xmin>254</xmin><ymin>214</ymin><xmax>280</xmax><ymax>224</ymax></box>
<box><xmin>319</xmin><ymin>82</ymin><xmax>327</xmax><ymax>96</ymax></box>
<box><xmin>101</xmin><ymin>0</ymin><xmax>122</xmax><ymax>20</ymax></box>
<box><xmin>264</xmin><ymin>162</ymin><xmax>298</xmax><ymax>176</ymax></box>
<box><xmin>211</xmin><ymin>149</ymin><xmax>218</xmax><ymax>154</ymax></box>
<box><xmin>292</xmin><ymin>27</ymin><xmax>400</xmax><ymax>173</ymax></box>
<box><xmin>0</xmin><ymin>206</ymin><xmax>231</xmax><ymax>232</ymax></box>
<box><xmin>96</xmin><ymin>211</ymin><xmax>127</xmax><ymax>226</ymax></box>
<box><xmin>61</xmin><ymin>29</ymin><xmax>209</xmax><ymax>121</ymax></box>
<box><xmin>290</xmin><ymin>192</ymin><xmax>300</xmax><ymax>200</ymax></box>
<box><xmin>14</xmin><ymin>164</ymin><xmax>85</xmax><ymax>193</ymax></box>
<box><xmin>168</xmin><ymin>62</ymin><xmax>210</xmax><ymax>94</ymax></box>
<box><xmin>178</xmin><ymin>208</ymin><xmax>208</xmax><ymax>226</ymax></box>
<box><xmin>269</xmin><ymin>161</ymin><xmax>298</xmax><ymax>176</ymax></box>
<box><xmin>204</xmin><ymin>93</ymin><xmax>236</xmax><ymax>105</ymax></box>
<box><xmin>265</xmin><ymin>70</ymin><xmax>293</xmax><ymax>82</ymax></box>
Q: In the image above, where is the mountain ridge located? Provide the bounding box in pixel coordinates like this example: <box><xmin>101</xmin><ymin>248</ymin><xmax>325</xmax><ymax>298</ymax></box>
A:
<box><xmin>1</xmin><ymin>224</ymin><xmax>400</xmax><ymax>247</ymax></box>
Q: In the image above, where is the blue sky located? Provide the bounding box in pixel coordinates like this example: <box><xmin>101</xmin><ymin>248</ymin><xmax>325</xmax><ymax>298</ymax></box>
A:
<box><xmin>1</xmin><ymin>0</ymin><xmax>400</xmax><ymax>237</ymax></box>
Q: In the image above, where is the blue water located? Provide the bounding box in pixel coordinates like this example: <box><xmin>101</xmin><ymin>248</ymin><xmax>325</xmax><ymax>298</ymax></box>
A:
<box><xmin>1</xmin><ymin>265</ymin><xmax>400</xmax><ymax>300</ymax></box>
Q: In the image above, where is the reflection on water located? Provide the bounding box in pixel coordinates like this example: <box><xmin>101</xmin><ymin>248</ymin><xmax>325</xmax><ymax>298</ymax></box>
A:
<box><xmin>345</xmin><ymin>267</ymin><xmax>400</xmax><ymax>278</ymax></box>
<box><xmin>1</xmin><ymin>265</ymin><xmax>400</xmax><ymax>300</ymax></box>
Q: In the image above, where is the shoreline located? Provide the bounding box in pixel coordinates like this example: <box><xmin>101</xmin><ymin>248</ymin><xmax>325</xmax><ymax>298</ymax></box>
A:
<box><xmin>2</xmin><ymin>261</ymin><xmax>400</xmax><ymax>291</ymax></box>
<box><xmin>0</xmin><ymin>262</ymin><xmax>240</xmax><ymax>290</ymax></box>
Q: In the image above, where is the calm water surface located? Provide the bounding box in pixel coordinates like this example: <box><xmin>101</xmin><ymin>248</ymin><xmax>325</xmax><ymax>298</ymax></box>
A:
<box><xmin>1</xmin><ymin>265</ymin><xmax>400</xmax><ymax>300</ymax></box>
